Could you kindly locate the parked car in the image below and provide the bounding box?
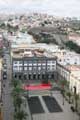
[3,72,7,80]
[3,63,7,67]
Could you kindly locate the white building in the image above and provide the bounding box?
[52,49,80,65]
[57,64,80,94]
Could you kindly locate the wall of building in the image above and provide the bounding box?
[12,57,57,83]
[70,74,80,94]
[57,63,70,82]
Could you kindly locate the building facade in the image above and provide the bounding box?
[57,64,80,94]
[12,49,57,84]
[57,63,70,82]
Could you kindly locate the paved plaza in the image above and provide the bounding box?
[27,91,79,120]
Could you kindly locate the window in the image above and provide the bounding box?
[13,66,18,71]
[47,66,53,71]
[38,67,41,71]
[29,67,32,71]
[13,61,23,66]
[19,66,23,71]
[33,74,36,79]
[42,60,46,65]
[33,63,37,66]
[42,66,46,70]
[14,74,17,78]
[29,74,31,80]
[51,74,54,78]
[42,74,45,79]
[74,62,77,64]
[24,75,27,79]
[19,75,22,79]
[47,60,55,65]
[47,67,50,71]
[33,66,37,71]
[29,63,32,66]
[24,67,27,71]
[38,74,40,79]
[59,59,61,62]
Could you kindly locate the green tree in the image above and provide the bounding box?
[12,80,21,88]
[11,80,25,112]
[65,41,80,54]
[12,86,24,99]
[60,80,68,90]
[14,110,27,120]
[11,79,27,119]
[13,96,23,112]
[61,89,65,105]
[0,23,5,29]
[60,80,68,105]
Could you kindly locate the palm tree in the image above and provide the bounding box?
[11,79,25,111]
[59,80,68,105]
[74,94,79,111]
[60,80,68,89]
[11,79,28,119]
[67,92,72,103]
[12,86,25,112]
[12,79,21,88]
[61,89,65,105]
[14,110,27,120]
[12,86,24,96]
[13,96,23,112]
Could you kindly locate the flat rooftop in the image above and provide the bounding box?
[12,48,56,59]
[65,65,80,71]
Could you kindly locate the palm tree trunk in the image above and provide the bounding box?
[75,100,78,111]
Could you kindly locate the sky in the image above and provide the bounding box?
[0,0,80,17]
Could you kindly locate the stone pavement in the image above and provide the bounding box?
[28,91,79,120]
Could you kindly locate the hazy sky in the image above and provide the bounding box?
[0,0,80,17]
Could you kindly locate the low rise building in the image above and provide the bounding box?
[55,50,80,65]
[57,64,80,94]
[66,65,80,94]
[57,63,70,82]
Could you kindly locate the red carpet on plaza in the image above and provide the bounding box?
[23,83,52,90]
